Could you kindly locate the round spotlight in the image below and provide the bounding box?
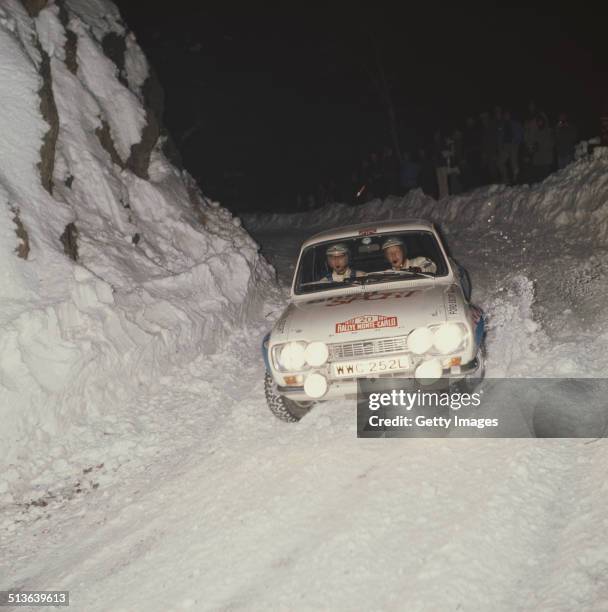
[433,323,463,354]
[415,358,442,383]
[279,342,306,371]
[408,327,434,354]
[304,373,328,398]
[304,342,329,367]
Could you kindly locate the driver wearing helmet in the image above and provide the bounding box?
[320,243,365,283]
[382,237,437,273]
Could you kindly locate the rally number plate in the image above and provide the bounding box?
[332,355,411,378]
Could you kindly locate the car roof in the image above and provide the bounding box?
[302,219,437,248]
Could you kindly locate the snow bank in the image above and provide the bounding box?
[243,155,608,242]
[0,0,274,503]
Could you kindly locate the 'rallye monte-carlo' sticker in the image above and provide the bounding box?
[335,314,398,333]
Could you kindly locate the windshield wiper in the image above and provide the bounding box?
[300,277,363,289]
[398,268,435,279]
[362,269,435,284]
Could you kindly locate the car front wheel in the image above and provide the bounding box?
[264,372,315,422]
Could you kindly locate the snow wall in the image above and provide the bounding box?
[244,153,608,241]
[0,0,274,498]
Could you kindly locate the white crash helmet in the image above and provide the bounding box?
[381,237,405,250]
[326,243,349,256]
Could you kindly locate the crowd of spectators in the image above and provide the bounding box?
[299,101,583,208]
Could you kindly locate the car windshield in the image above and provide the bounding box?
[294,230,449,294]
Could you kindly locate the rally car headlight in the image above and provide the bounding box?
[304,372,328,398]
[408,327,434,354]
[304,341,329,367]
[433,323,465,354]
[272,341,329,372]
[408,323,468,356]
[415,358,442,383]
[276,341,307,371]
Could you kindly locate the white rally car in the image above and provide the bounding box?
[262,220,485,422]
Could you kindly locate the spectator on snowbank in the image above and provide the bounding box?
[462,116,482,189]
[555,112,578,169]
[299,100,586,210]
[418,147,438,198]
[399,151,420,192]
[480,111,500,184]
[530,114,554,182]
[523,101,541,182]
[498,110,523,184]
[448,128,464,195]
[432,129,449,200]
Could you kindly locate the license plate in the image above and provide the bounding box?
[332,355,410,378]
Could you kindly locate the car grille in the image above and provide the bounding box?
[328,335,409,360]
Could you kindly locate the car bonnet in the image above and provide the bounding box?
[272,284,464,344]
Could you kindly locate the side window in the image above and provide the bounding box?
[297,248,316,285]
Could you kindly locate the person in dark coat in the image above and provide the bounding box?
[523,100,540,182]
[417,147,438,199]
[432,129,449,199]
[448,128,464,194]
[462,116,482,189]
[480,111,499,184]
[499,110,524,183]
[399,151,420,192]
[381,146,400,196]
[554,112,578,169]
[530,114,554,182]
[368,151,383,198]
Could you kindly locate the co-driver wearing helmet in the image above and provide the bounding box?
[382,237,437,273]
[320,243,365,282]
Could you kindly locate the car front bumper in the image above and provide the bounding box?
[277,354,484,402]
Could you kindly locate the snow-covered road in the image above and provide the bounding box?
[2,221,608,611]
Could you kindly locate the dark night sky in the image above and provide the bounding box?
[115,2,607,212]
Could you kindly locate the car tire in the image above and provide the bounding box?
[264,372,315,422]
